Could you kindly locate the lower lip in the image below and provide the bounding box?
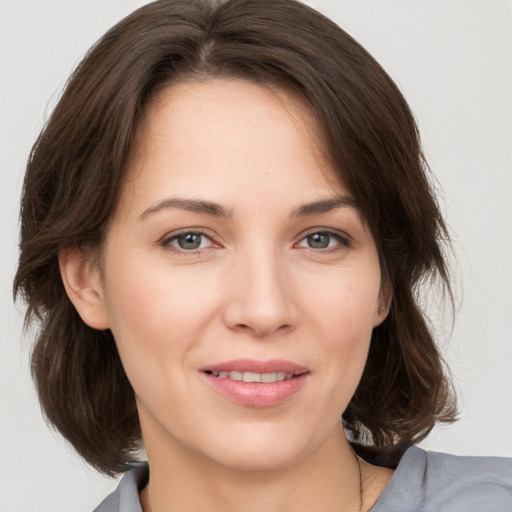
[203,373,309,407]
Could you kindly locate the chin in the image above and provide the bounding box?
[198,425,320,473]
[213,448,304,473]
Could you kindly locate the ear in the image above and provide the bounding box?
[59,247,110,330]
[373,282,393,327]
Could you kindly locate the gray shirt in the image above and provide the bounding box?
[93,446,512,511]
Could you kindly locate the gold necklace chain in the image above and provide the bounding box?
[353,450,364,512]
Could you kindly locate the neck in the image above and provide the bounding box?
[140,424,364,512]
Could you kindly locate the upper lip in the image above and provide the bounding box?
[201,359,309,375]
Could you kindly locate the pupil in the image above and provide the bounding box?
[308,233,329,249]
[178,233,201,249]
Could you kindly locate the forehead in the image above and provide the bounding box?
[120,78,348,215]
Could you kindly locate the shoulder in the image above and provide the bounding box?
[372,446,512,512]
[92,463,148,512]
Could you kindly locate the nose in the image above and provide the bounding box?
[222,249,298,338]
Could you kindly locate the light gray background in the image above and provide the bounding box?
[1,1,511,511]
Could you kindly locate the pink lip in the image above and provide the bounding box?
[200,359,310,408]
[201,359,308,374]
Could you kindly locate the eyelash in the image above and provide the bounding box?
[160,228,351,254]
[161,229,218,254]
[295,229,351,252]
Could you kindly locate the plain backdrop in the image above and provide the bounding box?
[1,1,511,511]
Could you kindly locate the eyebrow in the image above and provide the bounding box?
[139,197,233,220]
[139,195,358,221]
[290,196,359,217]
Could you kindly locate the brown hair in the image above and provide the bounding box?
[14,0,456,476]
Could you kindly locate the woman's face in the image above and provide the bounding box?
[92,79,388,471]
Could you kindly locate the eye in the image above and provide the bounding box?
[162,231,215,252]
[296,231,349,250]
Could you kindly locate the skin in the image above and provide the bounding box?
[61,79,393,511]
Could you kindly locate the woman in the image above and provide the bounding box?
[13,0,512,510]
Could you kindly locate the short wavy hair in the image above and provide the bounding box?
[14,0,456,476]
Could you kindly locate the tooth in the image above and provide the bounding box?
[212,371,219,377]
[261,372,277,383]
[243,371,261,383]
[221,370,294,383]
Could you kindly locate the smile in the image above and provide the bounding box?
[205,370,301,383]
[201,359,310,407]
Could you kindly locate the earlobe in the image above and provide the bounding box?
[59,247,110,330]
[373,286,393,327]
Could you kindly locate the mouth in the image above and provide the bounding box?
[201,359,310,407]
[204,370,305,383]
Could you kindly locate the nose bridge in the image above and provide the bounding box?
[224,243,296,337]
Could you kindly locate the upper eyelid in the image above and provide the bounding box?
[296,227,352,242]
[294,230,353,253]
[161,229,218,248]
[161,227,214,240]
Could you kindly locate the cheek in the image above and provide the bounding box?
[311,267,381,335]
[100,260,225,419]
[306,265,381,385]
[101,256,222,366]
